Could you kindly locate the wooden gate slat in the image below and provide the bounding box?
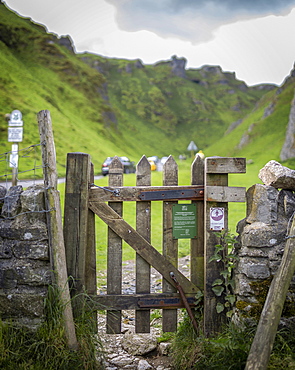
[162,155,178,332]
[85,163,97,331]
[64,152,91,318]
[107,157,123,334]
[90,293,196,310]
[136,155,151,333]
[191,156,205,288]
[89,201,199,294]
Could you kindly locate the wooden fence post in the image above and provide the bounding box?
[136,155,151,333]
[37,110,78,350]
[63,152,91,318]
[204,157,228,336]
[203,157,246,336]
[107,156,123,334]
[162,155,178,332]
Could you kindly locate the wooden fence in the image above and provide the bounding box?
[63,152,246,336]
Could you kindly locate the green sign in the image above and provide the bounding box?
[172,204,197,239]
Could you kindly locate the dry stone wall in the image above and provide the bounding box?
[0,185,51,328]
[234,160,295,316]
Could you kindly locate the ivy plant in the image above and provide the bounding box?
[209,231,239,317]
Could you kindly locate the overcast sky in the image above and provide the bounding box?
[3,0,295,86]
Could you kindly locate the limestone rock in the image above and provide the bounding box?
[1,185,23,218]
[0,185,7,210]
[138,359,153,370]
[241,222,286,248]
[170,55,187,78]
[259,160,295,189]
[246,184,279,224]
[57,35,75,53]
[234,273,255,297]
[21,185,46,222]
[237,256,270,279]
[158,342,171,356]
[122,332,158,356]
[278,189,295,219]
[21,185,45,212]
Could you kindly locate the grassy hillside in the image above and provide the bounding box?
[0,1,273,180]
[205,70,295,188]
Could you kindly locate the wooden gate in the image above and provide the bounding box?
[63,153,246,336]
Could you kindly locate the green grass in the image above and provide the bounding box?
[0,285,104,369]
[171,315,295,369]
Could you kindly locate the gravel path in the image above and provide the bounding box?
[97,255,192,369]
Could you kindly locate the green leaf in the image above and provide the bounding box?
[227,279,236,289]
[216,303,224,313]
[228,253,239,260]
[215,245,224,252]
[220,270,231,278]
[212,286,224,296]
[209,254,222,263]
[226,310,234,318]
[225,295,236,305]
[212,278,224,286]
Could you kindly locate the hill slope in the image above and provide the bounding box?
[0,1,276,178]
[205,65,295,184]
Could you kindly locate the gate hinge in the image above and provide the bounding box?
[138,188,204,201]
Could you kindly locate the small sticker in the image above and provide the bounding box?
[210,207,224,231]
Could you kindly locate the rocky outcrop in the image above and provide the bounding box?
[56,35,75,53]
[170,55,187,78]
[280,89,295,161]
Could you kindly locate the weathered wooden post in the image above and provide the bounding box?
[37,110,78,350]
[162,155,178,332]
[136,155,151,333]
[63,152,91,318]
[204,157,246,336]
[107,156,123,333]
[85,163,97,330]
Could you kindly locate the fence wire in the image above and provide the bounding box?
[0,143,47,187]
[0,142,52,220]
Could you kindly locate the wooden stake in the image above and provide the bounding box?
[37,110,78,350]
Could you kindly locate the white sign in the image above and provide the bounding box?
[8,127,23,142]
[210,207,225,231]
[9,110,23,126]
[187,141,198,151]
[9,152,18,168]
